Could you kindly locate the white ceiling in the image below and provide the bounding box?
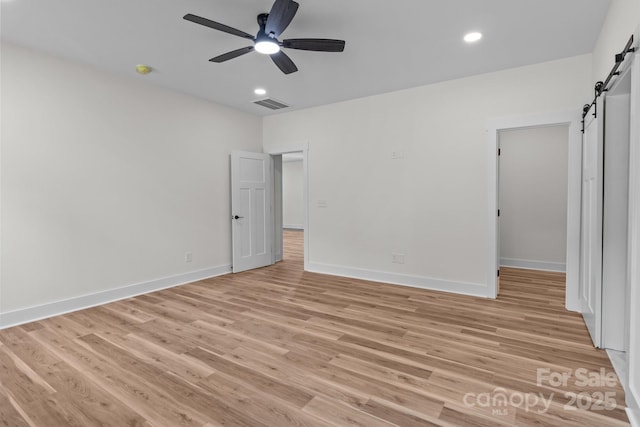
[1,0,610,116]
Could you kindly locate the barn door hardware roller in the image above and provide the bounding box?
[581,34,636,131]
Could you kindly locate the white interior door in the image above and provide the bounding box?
[231,151,273,273]
[580,100,604,347]
[602,78,631,351]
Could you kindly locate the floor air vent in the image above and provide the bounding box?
[253,98,289,110]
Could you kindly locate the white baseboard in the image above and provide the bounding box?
[500,257,566,272]
[307,262,489,298]
[628,408,640,427]
[283,224,304,230]
[628,381,640,423]
[0,264,231,330]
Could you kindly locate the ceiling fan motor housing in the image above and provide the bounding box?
[255,13,279,48]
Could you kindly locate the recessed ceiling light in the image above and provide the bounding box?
[464,32,483,43]
[254,88,267,96]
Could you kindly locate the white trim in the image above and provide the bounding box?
[265,142,309,271]
[283,224,304,230]
[630,379,640,410]
[633,382,640,412]
[0,42,3,315]
[266,141,309,154]
[282,155,303,163]
[500,258,566,272]
[628,50,640,427]
[0,264,231,329]
[272,154,283,263]
[307,262,488,298]
[609,351,639,424]
[486,110,582,310]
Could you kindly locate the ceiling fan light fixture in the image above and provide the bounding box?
[184,0,345,74]
[255,40,280,55]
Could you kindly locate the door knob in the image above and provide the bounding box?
[233,215,244,220]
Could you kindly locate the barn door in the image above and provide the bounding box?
[579,99,604,347]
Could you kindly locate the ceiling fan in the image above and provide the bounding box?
[183,0,346,75]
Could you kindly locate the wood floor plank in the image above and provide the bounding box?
[0,389,33,427]
[302,396,396,427]
[224,346,371,408]
[186,346,314,408]
[97,332,216,383]
[195,371,330,427]
[0,230,629,426]
[0,345,73,427]
[29,328,210,426]
[359,397,449,427]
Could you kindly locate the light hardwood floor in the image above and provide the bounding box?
[0,230,629,426]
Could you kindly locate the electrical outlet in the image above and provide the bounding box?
[392,253,405,264]
[391,150,405,159]
[185,252,193,263]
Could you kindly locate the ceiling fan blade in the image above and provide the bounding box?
[270,50,298,74]
[265,0,299,37]
[183,14,254,40]
[210,46,255,63]
[283,38,346,52]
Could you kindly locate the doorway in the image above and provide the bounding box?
[281,152,305,263]
[498,125,569,273]
[486,111,583,308]
[282,153,305,231]
[266,143,309,271]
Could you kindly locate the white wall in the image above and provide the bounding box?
[499,126,568,272]
[282,160,304,229]
[0,42,262,325]
[592,0,640,83]
[263,54,591,297]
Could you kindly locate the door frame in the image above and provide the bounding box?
[486,111,582,310]
[266,142,310,271]
[627,49,640,421]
